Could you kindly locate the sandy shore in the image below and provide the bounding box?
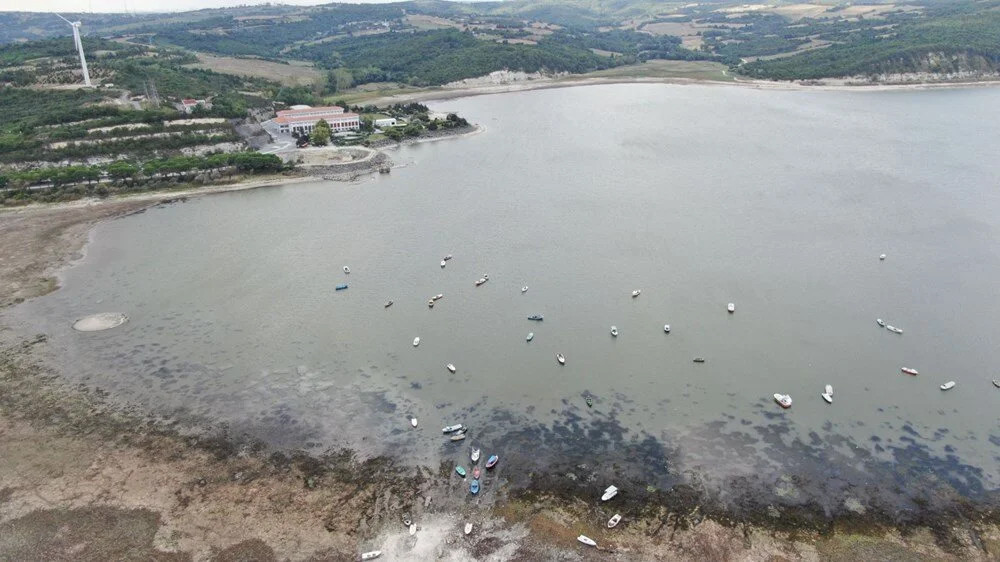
[2,88,1000,559]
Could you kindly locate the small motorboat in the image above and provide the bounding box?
[472,466,481,479]
[994,379,1000,388]
[610,326,618,337]
[470,479,480,495]
[384,300,393,308]
[521,286,528,293]
[335,284,348,291]
[876,318,885,327]
[443,254,453,261]
[728,303,735,313]
[585,396,593,407]
[631,289,641,298]
[413,337,420,346]
[433,294,443,301]
[428,300,434,308]
[409,523,416,536]
[450,433,467,442]
[486,454,499,469]
[607,514,622,528]
[440,260,446,268]
[880,254,886,260]
[901,367,918,376]
[471,448,481,463]
[886,325,903,334]
[556,353,566,365]
[361,551,382,560]
[774,394,792,408]
[442,424,464,433]
[577,535,597,547]
[447,364,456,373]
[940,381,956,390]
[664,324,670,333]
[456,466,467,477]
[482,274,489,280]
[403,515,411,526]
[475,278,487,286]
[464,523,473,535]
[528,315,544,321]
[693,357,705,363]
[825,384,833,397]
[821,393,832,404]
[410,417,417,427]
[526,332,534,342]
[601,485,618,501]
[343,266,350,274]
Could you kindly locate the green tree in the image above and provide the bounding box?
[360,115,374,132]
[0,174,7,189]
[107,161,139,187]
[310,119,331,146]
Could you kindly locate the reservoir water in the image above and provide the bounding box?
[11,83,1000,515]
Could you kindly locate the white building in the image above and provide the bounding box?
[275,105,360,135]
[374,117,397,128]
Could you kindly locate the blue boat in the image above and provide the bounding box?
[470,479,480,495]
[486,455,499,469]
[335,284,348,291]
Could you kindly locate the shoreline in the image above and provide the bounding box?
[359,74,1000,106]
[2,92,1000,559]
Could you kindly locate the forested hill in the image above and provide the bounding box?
[3,0,1000,85]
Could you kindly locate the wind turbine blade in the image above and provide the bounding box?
[54,13,74,25]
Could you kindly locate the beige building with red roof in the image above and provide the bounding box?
[274,105,360,135]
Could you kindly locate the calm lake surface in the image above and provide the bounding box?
[12,84,1000,513]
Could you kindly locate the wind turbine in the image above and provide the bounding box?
[55,13,92,87]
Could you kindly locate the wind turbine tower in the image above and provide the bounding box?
[55,14,92,87]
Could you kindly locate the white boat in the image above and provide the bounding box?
[607,514,622,528]
[556,353,566,365]
[442,424,464,433]
[450,433,466,441]
[361,551,382,560]
[434,294,443,301]
[464,523,473,535]
[428,300,434,308]
[821,393,832,404]
[601,485,618,501]
[994,379,1000,388]
[631,289,641,298]
[482,274,489,280]
[886,325,903,334]
[876,318,885,327]
[664,324,670,333]
[447,363,456,373]
[825,384,833,397]
[343,266,350,274]
[728,303,735,313]
[410,417,418,427]
[774,394,792,408]
[475,278,486,286]
[577,535,597,547]
[940,381,956,390]
[521,286,528,293]
[413,337,420,346]
[610,326,618,337]
[409,523,416,536]
[526,332,534,342]
[440,260,446,268]
[880,254,886,260]
[901,367,918,376]
[471,448,481,462]
[443,254,453,261]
